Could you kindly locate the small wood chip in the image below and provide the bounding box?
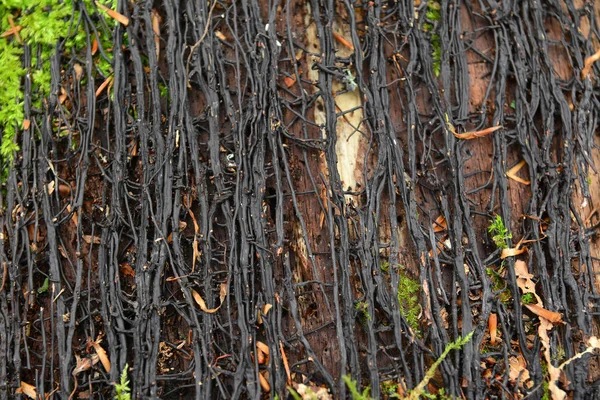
[283,75,296,88]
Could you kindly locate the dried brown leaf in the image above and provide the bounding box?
[432,215,447,233]
[500,246,526,259]
[82,235,101,244]
[16,381,37,399]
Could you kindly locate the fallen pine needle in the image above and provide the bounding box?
[95,76,113,98]
[332,31,354,51]
[7,15,22,44]
[506,159,530,185]
[280,341,291,385]
[96,2,129,26]
[453,125,502,140]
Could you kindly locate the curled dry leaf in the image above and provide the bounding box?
[191,283,227,313]
[292,383,332,400]
[508,355,531,388]
[16,381,37,399]
[500,246,526,259]
[259,371,270,392]
[256,341,270,365]
[88,336,111,372]
[514,260,543,305]
[73,354,99,377]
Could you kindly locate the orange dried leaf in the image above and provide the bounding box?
[96,2,129,26]
[332,31,354,51]
[16,381,37,399]
[453,125,502,140]
[256,341,270,365]
[120,262,135,277]
[191,283,226,313]
[91,38,98,55]
[283,76,296,88]
[432,215,447,233]
[525,304,563,324]
[259,371,270,392]
[506,159,530,185]
[581,48,600,79]
[23,119,30,130]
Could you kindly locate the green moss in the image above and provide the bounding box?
[114,363,131,400]
[355,301,371,322]
[486,265,511,304]
[397,266,421,336]
[521,293,536,305]
[423,1,442,77]
[381,380,398,397]
[488,215,512,249]
[0,0,117,180]
[342,375,371,400]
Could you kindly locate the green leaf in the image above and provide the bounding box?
[37,277,49,294]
